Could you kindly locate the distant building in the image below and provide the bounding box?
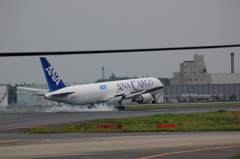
[170,53,240,85]
[170,54,211,85]
[166,53,240,101]
[0,86,8,107]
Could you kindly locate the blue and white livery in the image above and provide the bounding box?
[40,57,67,92]
[18,57,164,110]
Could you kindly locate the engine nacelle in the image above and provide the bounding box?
[132,93,153,104]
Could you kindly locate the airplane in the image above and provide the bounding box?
[18,57,164,110]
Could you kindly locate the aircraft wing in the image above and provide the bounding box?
[145,86,164,94]
[108,90,145,100]
[108,90,147,104]
[124,90,146,98]
[16,87,49,96]
[107,86,163,103]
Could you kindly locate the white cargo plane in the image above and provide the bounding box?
[18,57,164,110]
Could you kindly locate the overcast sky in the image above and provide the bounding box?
[0,0,240,85]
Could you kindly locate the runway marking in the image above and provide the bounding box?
[0,119,85,132]
[0,140,19,143]
[0,139,52,143]
[139,145,240,159]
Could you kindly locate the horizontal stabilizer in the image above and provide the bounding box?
[51,92,75,97]
[17,87,49,96]
[18,87,49,92]
[16,92,46,96]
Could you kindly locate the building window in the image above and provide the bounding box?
[184,66,186,68]
[184,72,186,74]
[194,72,196,74]
[194,66,196,68]
[195,79,198,81]
[189,79,192,81]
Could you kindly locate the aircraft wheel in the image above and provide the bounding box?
[152,101,157,104]
[88,104,95,109]
[115,106,125,111]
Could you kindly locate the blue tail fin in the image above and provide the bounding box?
[40,57,67,92]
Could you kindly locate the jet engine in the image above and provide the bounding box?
[132,93,153,104]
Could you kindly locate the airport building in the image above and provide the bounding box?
[0,86,8,108]
[170,54,211,85]
[166,53,240,101]
[170,53,240,85]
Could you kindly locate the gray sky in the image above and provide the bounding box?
[0,0,240,85]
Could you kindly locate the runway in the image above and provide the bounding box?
[1,132,240,158]
[1,106,240,158]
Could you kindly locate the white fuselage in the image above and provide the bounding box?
[44,77,163,105]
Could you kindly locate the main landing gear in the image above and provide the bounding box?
[115,99,125,110]
[115,106,125,110]
[88,104,96,109]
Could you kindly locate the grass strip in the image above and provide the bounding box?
[125,102,240,110]
[230,155,240,159]
[21,110,240,133]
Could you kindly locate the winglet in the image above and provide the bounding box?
[40,57,67,92]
